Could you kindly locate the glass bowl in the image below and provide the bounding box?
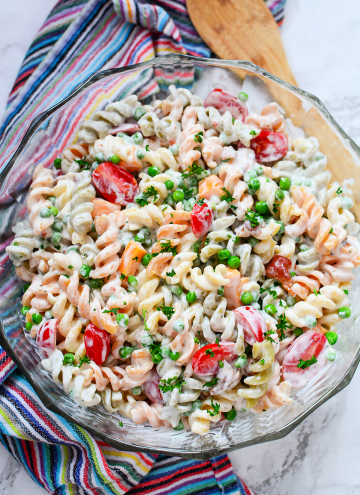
[1,54,360,460]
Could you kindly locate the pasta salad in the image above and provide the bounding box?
[7,85,359,435]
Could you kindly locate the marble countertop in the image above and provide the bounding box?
[1,0,360,494]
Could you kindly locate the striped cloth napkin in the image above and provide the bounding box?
[0,1,286,493]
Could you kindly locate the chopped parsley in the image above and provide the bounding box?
[103,307,123,315]
[260,359,265,365]
[77,355,90,368]
[159,239,177,256]
[196,198,205,206]
[194,336,200,344]
[157,305,175,320]
[290,271,296,278]
[343,290,349,295]
[244,209,263,228]
[220,187,237,210]
[273,201,279,214]
[268,289,278,299]
[120,273,125,280]
[166,269,176,277]
[74,156,91,170]
[336,187,342,195]
[194,131,204,143]
[314,289,318,296]
[215,337,220,347]
[145,145,150,152]
[297,355,317,369]
[203,377,220,389]
[132,256,139,261]
[68,265,73,269]
[276,313,294,341]
[159,375,185,393]
[205,349,215,358]
[208,397,220,417]
[142,309,150,332]
[14,242,19,246]
[249,130,257,136]
[181,163,205,179]
[329,227,333,234]
[136,186,159,206]
[119,421,123,427]
[264,329,276,343]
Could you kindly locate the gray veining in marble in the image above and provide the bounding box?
[0,0,360,493]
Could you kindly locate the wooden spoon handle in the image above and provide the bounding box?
[187,0,297,86]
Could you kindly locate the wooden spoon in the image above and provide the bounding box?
[187,0,297,86]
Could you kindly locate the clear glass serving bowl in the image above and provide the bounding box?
[1,54,360,460]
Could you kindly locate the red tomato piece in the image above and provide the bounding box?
[204,89,248,123]
[142,369,163,404]
[191,201,213,237]
[84,323,110,366]
[36,318,59,358]
[266,255,292,282]
[192,341,237,376]
[92,162,138,205]
[233,306,266,345]
[282,331,327,388]
[249,130,288,162]
[108,123,141,136]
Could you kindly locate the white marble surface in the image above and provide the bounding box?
[0,0,360,494]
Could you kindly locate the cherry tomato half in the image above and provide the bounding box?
[84,323,110,366]
[36,318,59,358]
[266,255,292,283]
[233,306,266,345]
[249,130,288,162]
[204,89,248,123]
[192,341,237,376]
[282,331,327,388]
[191,201,213,237]
[92,162,139,205]
[142,369,163,404]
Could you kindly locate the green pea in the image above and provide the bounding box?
[51,232,61,245]
[32,313,42,325]
[299,244,309,252]
[134,232,145,242]
[325,331,338,345]
[54,158,62,169]
[255,201,268,214]
[116,313,130,328]
[174,420,184,431]
[119,346,133,359]
[218,249,230,261]
[23,283,30,292]
[152,351,163,364]
[223,408,237,421]
[191,400,202,412]
[238,92,248,102]
[235,355,248,368]
[338,307,351,319]
[187,176,198,187]
[244,170,257,182]
[254,165,264,176]
[40,207,52,218]
[52,220,63,233]
[227,256,240,269]
[169,144,179,155]
[128,276,138,287]
[90,278,103,289]
[171,285,183,297]
[304,315,317,328]
[265,304,277,315]
[132,132,143,145]
[63,353,75,365]
[248,237,259,247]
[47,196,56,206]
[165,180,174,190]
[275,221,285,234]
[141,332,153,347]
[293,327,303,337]
[136,149,145,160]
[286,295,296,307]
[326,350,337,362]
[134,107,146,120]
[67,246,80,254]
[279,177,291,190]
[80,264,91,278]
[21,306,30,316]
[110,155,120,164]
[170,351,180,361]
[63,214,70,224]
[184,199,195,211]
[173,190,185,202]
[25,322,33,331]
[142,253,152,267]
[248,178,260,191]
[218,286,225,296]
[161,346,170,357]
[292,177,303,186]
[275,190,285,201]
[132,386,142,395]
[241,292,253,304]
[95,152,105,164]
[186,291,196,304]
[173,318,185,333]
[304,179,312,187]
[45,310,53,319]
[218,360,224,368]
[164,194,175,207]
[148,166,160,177]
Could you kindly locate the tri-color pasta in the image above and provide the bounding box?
[7,85,359,435]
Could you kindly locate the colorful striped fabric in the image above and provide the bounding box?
[0,0,286,492]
